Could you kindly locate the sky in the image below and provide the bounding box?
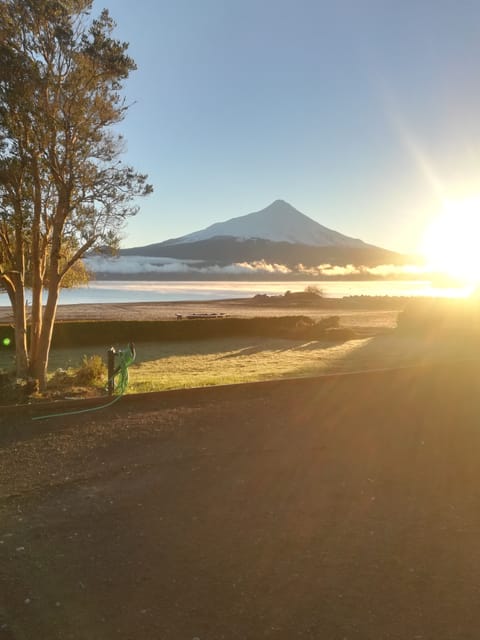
[92,0,480,254]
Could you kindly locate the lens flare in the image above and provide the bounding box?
[422,197,480,283]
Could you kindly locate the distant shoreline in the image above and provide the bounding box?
[0,295,407,331]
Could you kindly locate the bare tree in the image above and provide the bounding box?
[0,0,152,390]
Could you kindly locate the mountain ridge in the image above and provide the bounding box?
[116,200,408,272]
[161,200,371,249]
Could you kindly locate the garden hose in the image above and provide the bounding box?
[32,343,136,421]
[110,343,136,396]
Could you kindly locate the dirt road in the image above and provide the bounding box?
[1,364,480,639]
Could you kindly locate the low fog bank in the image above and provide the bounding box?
[85,255,431,281]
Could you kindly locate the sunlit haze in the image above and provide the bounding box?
[92,0,480,255]
[422,197,480,283]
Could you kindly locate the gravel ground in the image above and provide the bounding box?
[1,363,480,639]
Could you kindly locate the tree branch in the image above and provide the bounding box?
[59,235,98,278]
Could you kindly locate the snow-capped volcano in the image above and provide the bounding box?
[166,200,368,248]
[119,200,407,273]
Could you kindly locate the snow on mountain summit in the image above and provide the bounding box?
[167,200,368,248]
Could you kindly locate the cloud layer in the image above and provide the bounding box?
[85,255,428,279]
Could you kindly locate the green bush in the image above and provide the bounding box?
[49,368,72,386]
[300,316,345,340]
[316,315,340,330]
[74,354,106,386]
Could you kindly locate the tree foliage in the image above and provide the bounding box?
[0,0,152,389]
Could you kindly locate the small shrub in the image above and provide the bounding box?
[74,354,106,386]
[299,316,341,339]
[316,315,340,330]
[48,368,74,391]
[0,375,35,405]
[304,284,323,296]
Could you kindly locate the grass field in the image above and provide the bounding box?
[1,299,476,398]
[2,331,475,396]
[1,335,362,391]
[127,337,364,392]
[124,333,479,393]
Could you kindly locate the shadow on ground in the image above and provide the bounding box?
[2,363,480,638]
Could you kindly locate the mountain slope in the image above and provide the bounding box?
[119,200,407,269]
[163,200,370,248]
[121,237,405,267]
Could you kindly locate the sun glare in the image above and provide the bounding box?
[422,197,480,283]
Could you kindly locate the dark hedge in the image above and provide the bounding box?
[0,315,347,349]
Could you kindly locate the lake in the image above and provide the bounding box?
[0,279,474,307]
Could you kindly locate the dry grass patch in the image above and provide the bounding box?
[128,338,365,393]
[2,330,476,400]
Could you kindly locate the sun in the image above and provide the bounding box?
[422,197,480,283]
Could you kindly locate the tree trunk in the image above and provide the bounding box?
[13,285,29,378]
[29,283,42,370]
[2,276,28,378]
[29,156,43,368]
[29,262,43,374]
[31,281,59,392]
[9,207,29,378]
[30,201,65,390]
